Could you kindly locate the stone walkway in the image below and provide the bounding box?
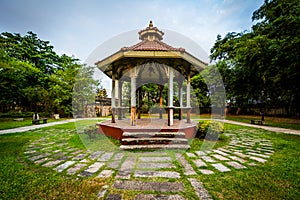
[24,128,275,199]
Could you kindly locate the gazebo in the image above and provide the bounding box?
[95,21,207,149]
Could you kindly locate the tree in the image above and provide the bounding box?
[0,31,101,117]
[72,65,100,117]
[210,0,300,116]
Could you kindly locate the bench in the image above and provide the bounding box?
[32,118,48,125]
[250,119,264,125]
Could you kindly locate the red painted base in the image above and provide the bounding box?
[97,119,196,140]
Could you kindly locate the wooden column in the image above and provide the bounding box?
[117,80,122,120]
[137,87,142,119]
[178,78,183,120]
[168,67,174,126]
[186,71,191,123]
[158,84,163,119]
[111,73,116,123]
[130,67,137,126]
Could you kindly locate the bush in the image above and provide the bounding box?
[196,120,224,140]
[0,111,34,118]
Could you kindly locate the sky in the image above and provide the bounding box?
[0,0,263,89]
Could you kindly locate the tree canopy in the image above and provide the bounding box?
[210,0,300,116]
[0,31,99,117]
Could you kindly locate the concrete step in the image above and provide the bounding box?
[122,132,186,138]
[120,131,190,150]
[121,137,188,145]
[120,144,190,150]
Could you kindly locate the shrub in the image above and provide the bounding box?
[196,120,224,140]
[0,111,34,118]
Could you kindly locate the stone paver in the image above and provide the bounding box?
[139,156,172,162]
[201,156,217,163]
[199,169,214,175]
[195,151,206,156]
[228,156,246,163]
[247,152,270,158]
[89,151,103,160]
[55,161,75,172]
[107,160,121,169]
[84,162,104,173]
[97,185,108,199]
[116,156,136,179]
[249,156,267,163]
[211,154,230,161]
[67,163,86,175]
[138,162,175,169]
[72,153,87,160]
[106,194,122,200]
[226,161,246,169]
[113,180,184,192]
[134,170,181,178]
[211,163,231,172]
[43,160,63,167]
[232,151,248,158]
[186,152,196,158]
[135,194,185,200]
[97,170,114,178]
[175,154,197,175]
[28,154,49,161]
[112,152,124,160]
[189,178,213,200]
[98,152,114,161]
[193,159,207,167]
[212,149,230,156]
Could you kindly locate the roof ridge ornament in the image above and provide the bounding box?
[149,20,153,28]
[138,21,164,41]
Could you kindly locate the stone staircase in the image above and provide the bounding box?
[120,132,190,150]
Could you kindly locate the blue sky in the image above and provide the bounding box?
[0,0,263,63]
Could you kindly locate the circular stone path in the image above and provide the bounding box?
[23,127,274,199]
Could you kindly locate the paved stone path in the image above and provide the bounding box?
[22,127,277,199]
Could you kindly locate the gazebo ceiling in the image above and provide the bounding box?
[95,21,207,80]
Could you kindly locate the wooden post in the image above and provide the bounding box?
[111,73,116,123]
[186,71,191,123]
[130,67,137,126]
[158,84,163,119]
[178,77,183,120]
[118,80,122,120]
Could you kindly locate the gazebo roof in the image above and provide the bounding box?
[120,39,185,52]
[95,21,207,80]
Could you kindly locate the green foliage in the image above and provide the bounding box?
[210,0,300,115]
[196,120,224,140]
[0,111,34,118]
[0,31,100,117]
[72,65,100,116]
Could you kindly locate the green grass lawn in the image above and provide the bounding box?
[202,124,300,199]
[0,117,68,130]
[0,121,299,199]
[225,115,300,130]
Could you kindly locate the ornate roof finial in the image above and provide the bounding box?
[149,20,153,28]
[138,21,164,41]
